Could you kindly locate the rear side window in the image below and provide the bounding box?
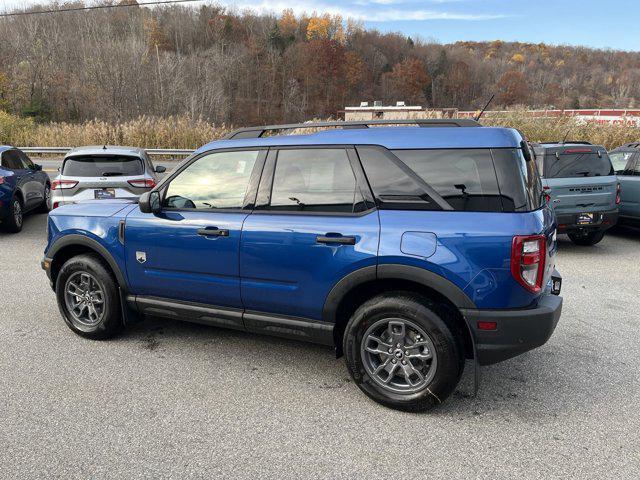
[359,147,539,212]
[543,150,613,178]
[1,150,23,170]
[62,155,144,177]
[268,148,366,213]
[492,148,543,211]
[393,149,503,212]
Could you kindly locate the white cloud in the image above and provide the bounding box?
[221,0,510,21]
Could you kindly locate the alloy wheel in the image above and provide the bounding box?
[64,272,106,326]
[13,200,22,227]
[360,318,438,394]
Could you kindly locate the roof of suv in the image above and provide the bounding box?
[611,142,640,151]
[64,145,146,158]
[196,127,524,154]
[0,145,13,153]
[534,142,606,153]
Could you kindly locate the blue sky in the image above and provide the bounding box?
[4,0,639,51]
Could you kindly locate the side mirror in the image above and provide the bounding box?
[34,164,43,171]
[155,165,167,173]
[139,190,162,214]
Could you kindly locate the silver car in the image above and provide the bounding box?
[51,146,166,209]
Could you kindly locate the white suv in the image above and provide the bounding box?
[51,146,166,209]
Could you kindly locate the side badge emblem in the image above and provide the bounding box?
[136,251,147,264]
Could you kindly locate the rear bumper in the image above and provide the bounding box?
[556,208,618,233]
[462,293,563,366]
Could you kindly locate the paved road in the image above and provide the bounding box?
[1,215,639,479]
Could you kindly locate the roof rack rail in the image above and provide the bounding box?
[561,140,592,145]
[223,118,481,140]
[622,142,640,148]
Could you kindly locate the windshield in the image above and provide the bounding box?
[543,151,613,178]
[62,155,144,177]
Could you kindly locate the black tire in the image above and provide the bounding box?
[37,183,51,213]
[2,195,24,233]
[55,254,123,339]
[343,292,463,412]
[567,230,605,246]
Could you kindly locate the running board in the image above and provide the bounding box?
[128,295,334,346]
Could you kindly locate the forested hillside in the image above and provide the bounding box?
[1,1,639,126]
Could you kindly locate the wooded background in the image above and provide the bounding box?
[1,1,639,127]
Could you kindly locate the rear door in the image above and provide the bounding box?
[542,148,617,215]
[16,149,46,209]
[125,148,265,316]
[240,147,379,325]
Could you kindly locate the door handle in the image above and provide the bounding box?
[197,227,229,237]
[316,234,356,245]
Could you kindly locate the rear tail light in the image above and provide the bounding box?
[51,179,78,190]
[616,183,621,205]
[543,185,551,203]
[511,235,546,293]
[128,179,156,188]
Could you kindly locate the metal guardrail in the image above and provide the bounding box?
[19,147,194,158]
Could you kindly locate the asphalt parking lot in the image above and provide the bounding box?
[1,214,639,479]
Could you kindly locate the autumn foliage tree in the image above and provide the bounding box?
[498,70,530,106]
[0,3,638,125]
[384,58,430,105]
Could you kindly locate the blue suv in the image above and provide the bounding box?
[42,120,563,411]
[1,145,51,232]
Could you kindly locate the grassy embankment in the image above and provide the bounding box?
[1,110,639,151]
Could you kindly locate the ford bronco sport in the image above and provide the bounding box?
[42,120,563,412]
[533,142,619,245]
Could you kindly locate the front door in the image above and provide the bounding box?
[125,149,265,311]
[240,147,380,322]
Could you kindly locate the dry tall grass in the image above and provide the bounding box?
[480,110,640,149]
[1,110,639,151]
[0,112,230,149]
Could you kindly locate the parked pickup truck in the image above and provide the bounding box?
[42,120,563,411]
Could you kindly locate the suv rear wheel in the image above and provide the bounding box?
[37,183,51,213]
[567,230,605,246]
[55,254,123,339]
[343,292,463,412]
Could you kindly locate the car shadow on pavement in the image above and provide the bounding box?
[118,313,631,418]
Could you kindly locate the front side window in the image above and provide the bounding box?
[268,149,365,213]
[163,150,258,210]
[609,152,634,174]
[17,151,35,169]
[63,155,144,177]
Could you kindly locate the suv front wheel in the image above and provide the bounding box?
[56,254,123,339]
[343,292,463,412]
